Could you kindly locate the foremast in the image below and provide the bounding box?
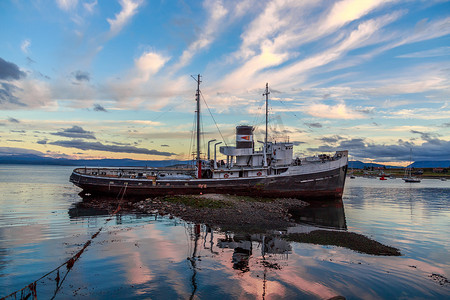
[263,83,270,167]
[194,74,202,178]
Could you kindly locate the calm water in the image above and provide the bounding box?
[0,165,449,299]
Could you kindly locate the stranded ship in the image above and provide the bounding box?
[70,75,348,200]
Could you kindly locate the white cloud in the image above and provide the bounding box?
[220,41,291,90]
[107,0,144,37]
[368,77,447,95]
[170,0,228,72]
[236,0,395,62]
[56,0,78,11]
[103,51,192,111]
[366,16,450,58]
[134,51,170,83]
[304,102,366,119]
[384,108,450,120]
[401,17,450,46]
[222,10,401,93]
[321,0,395,30]
[10,79,57,110]
[397,46,450,58]
[21,39,31,54]
[212,0,404,95]
[124,120,162,126]
[83,0,97,14]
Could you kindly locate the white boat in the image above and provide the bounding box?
[403,177,421,183]
[403,149,421,183]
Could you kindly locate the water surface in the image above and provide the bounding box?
[1,165,449,299]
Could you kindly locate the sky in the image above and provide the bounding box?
[0,0,449,166]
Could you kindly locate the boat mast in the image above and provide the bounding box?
[263,83,270,167]
[409,148,412,177]
[194,74,202,178]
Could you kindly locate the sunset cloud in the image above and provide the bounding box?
[50,139,176,156]
[52,126,96,139]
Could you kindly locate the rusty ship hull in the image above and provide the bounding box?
[70,163,347,200]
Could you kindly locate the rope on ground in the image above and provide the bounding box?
[1,186,127,300]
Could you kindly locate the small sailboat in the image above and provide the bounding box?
[403,149,421,183]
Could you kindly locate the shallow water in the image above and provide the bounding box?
[0,165,449,299]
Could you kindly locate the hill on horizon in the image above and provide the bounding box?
[410,161,450,168]
[0,154,190,167]
[349,160,450,169]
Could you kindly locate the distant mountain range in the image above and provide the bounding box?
[0,154,189,167]
[409,161,450,168]
[1,154,449,169]
[349,160,450,169]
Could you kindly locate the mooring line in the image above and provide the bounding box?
[1,187,127,300]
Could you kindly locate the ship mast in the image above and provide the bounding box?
[193,74,202,178]
[263,83,270,167]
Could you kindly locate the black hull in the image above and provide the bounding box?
[70,166,347,201]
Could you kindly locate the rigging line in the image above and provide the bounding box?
[251,95,263,126]
[275,97,305,123]
[201,113,206,159]
[199,90,229,147]
[148,104,176,123]
[274,96,320,133]
[200,118,209,160]
[187,113,197,164]
[149,89,200,124]
[252,99,266,129]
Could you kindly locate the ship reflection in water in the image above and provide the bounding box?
[217,233,291,273]
[179,198,355,299]
[288,200,347,230]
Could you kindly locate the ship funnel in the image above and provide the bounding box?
[236,125,254,149]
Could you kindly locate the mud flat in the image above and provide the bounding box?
[78,194,308,233]
[76,194,401,256]
[285,230,401,256]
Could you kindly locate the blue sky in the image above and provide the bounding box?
[1,0,449,165]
